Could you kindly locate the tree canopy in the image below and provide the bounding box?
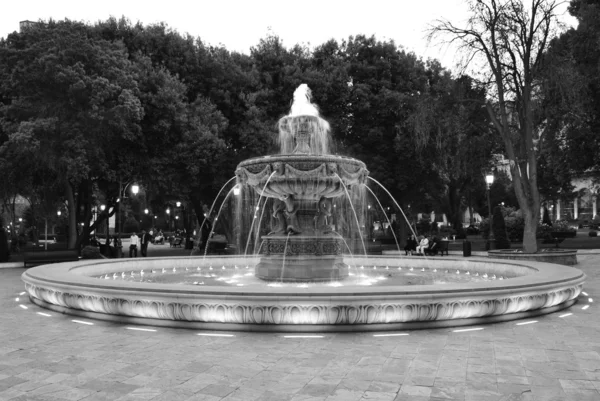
[0,17,502,249]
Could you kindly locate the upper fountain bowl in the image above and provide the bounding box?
[236,154,368,200]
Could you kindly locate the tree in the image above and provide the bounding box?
[430,0,565,252]
[410,67,499,229]
[542,0,600,183]
[331,36,438,243]
[0,20,144,249]
[94,19,254,228]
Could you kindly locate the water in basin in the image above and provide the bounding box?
[97,264,505,288]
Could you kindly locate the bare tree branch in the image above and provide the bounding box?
[428,0,564,252]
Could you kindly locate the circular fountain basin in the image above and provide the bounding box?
[21,256,585,332]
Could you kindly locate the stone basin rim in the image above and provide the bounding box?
[21,256,585,330]
[21,256,585,297]
[488,249,577,254]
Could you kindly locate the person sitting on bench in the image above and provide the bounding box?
[425,236,440,255]
[404,234,417,255]
[415,235,429,255]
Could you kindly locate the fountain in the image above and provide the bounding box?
[21,84,586,332]
[235,84,368,281]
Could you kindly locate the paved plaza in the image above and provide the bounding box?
[0,254,599,401]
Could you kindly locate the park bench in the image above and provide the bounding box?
[23,249,80,268]
[170,237,183,248]
[424,240,449,256]
[438,240,449,256]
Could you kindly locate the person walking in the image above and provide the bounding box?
[129,232,140,257]
[140,229,151,257]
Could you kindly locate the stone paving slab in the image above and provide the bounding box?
[1,255,599,400]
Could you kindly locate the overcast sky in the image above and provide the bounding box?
[0,0,577,71]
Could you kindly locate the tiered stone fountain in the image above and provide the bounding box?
[236,85,368,281]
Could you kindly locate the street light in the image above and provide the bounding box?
[486,173,495,250]
[97,204,107,243]
[116,181,139,249]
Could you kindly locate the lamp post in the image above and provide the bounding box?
[486,173,495,250]
[175,202,181,232]
[116,181,138,256]
[99,204,107,243]
[144,208,154,231]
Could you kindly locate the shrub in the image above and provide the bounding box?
[81,245,101,259]
[492,205,511,249]
[537,220,577,241]
[439,225,456,236]
[505,215,524,242]
[502,206,518,218]
[553,220,577,232]
[416,218,432,235]
[589,231,598,237]
[430,222,439,233]
[455,226,467,239]
[537,223,554,239]
[566,219,580,230]
[466,225,480,235]
[480,218,490,239]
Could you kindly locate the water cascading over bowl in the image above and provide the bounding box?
[236,102,369,281]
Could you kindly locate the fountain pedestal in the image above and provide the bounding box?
[255,235,347,281]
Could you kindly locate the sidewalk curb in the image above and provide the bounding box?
[0,262,24,269]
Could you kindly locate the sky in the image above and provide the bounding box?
[0,0,577,71]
